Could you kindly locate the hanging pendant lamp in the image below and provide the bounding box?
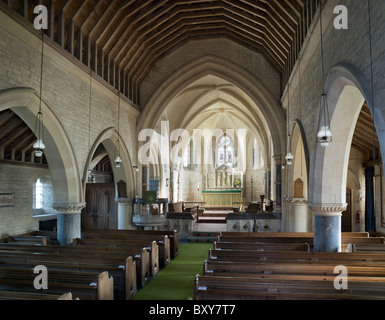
[285,81,293,166]
[316,0,332,148]
[33,32,46,158]
[317,92,332,147]
[115,92,123,168]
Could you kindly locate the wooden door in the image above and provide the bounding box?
[82,183,117,230]
[341,188,352,232]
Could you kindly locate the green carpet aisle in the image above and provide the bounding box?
[133,242,212,300]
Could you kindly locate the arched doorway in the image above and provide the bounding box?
[82,128,136,230]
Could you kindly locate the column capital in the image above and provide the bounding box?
[309,203,347,217]
[291,198,308,206]
[53,202,86,214]
[116,197,130,204]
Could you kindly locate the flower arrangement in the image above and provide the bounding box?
[233,179,241,188]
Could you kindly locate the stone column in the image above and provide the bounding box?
[310,203,347,252]
[273,156,282,211]
[142,164,149,197]
[117,198,134,230]
[289,199,308,232]
[53,202,86,246]
[264,169,271,203]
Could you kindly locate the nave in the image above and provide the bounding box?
[2,0,385,303]
[1,229,385,301]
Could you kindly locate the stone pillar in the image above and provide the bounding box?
[273,156,282,211]
[54,202,86,246]
[289,199,308,232]
[117,198,134,230]
[310,203,347,252]
[264,170,271,202]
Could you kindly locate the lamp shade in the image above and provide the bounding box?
[114,156,122,168]
[285,152,294,165]
[317,125,332,147]
[33,139,46,157]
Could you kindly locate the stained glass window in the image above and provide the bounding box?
[217,135,233,166]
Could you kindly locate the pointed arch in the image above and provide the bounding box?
[138,55,285,159]
[0,87,82,205]
[82,127,135,199]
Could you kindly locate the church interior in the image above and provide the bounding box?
[1,0,385,302]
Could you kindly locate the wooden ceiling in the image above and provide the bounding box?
[352,102,381,164]
[3,0,317,106]
[0,109,48,166]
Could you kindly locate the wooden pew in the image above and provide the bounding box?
[7,235,49,245]
[198,232,385,300]
[0,291,77,300]
[74,237,159,279]
[82,229,179,259]
[0,243,145,291]
[220,232,370,238]
[21,231,58,244]
[350,243,385,253]
[194,274,385,300]
[218,235,384,245]
[213,241,311,252]
[0,243,142,297]
[0,266,113,300]
[0,250,136,300]
[203,260,385,278]
[208,249,385,264]
[80,232,171,268]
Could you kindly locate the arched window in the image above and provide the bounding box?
[217,135,234,167]
[253,138,259,169]
[34,178,44,210]
[33,175,54,215]
[183,141,190,168]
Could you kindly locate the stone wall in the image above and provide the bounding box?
[0,163,49,237]
[0,9,139,236]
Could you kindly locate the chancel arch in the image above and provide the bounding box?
[137,57,285,214]
[138,56,285,158]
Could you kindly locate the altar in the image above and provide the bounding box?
[202,189,242,207]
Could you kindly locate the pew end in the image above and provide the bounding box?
[125,256,137,300]
[97,271,114,300]
[58,293,79,300]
